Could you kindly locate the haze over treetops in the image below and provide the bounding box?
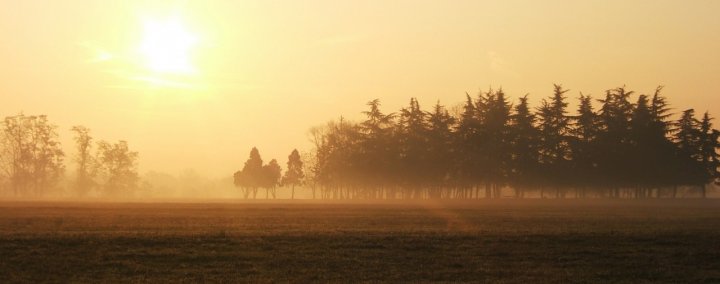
[1,0,718,176]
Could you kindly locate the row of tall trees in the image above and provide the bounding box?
[0,113,139,197]
[305,85,720,199]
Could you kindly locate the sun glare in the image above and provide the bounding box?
[139,18,197,74]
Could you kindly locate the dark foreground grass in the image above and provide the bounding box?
[0,200,719,283]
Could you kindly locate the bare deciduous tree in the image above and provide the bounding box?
[0,114,64,196]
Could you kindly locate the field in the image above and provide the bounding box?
[0,200,719,283]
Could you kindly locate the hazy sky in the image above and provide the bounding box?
[1,0,719,177]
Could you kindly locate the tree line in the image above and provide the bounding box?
[0,114,139,197]
[298,85,719,200]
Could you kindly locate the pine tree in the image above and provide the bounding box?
[455,93,480,192]
[427,101,455,198]
[698,112,720,197]
[509,95,540,198]
[597,87,635,196]
[360,99,396,195]
[537,84,571,197]
[674,109,703,196]
[569,93,599,197]
[398,98,429,194]
[629,95,654,197]
[484,88,512,198]
[647,87,676,194]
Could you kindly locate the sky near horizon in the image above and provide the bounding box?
[1,0,719,177]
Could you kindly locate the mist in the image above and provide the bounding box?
[2,1,720,282]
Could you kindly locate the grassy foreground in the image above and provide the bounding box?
[0,200,719,283]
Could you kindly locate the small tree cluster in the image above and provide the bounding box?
[233,147,282,199]
[0,115,140,197]
[0,114,64,196]
[70,126,140,197]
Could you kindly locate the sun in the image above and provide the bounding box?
[138,18,198,74]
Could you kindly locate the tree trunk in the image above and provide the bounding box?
[292,184,295,200]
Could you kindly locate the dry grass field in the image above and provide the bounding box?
[0,200,719,283]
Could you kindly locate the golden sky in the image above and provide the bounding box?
[1,0,719,177]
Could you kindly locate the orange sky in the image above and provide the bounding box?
[1,0,719,177]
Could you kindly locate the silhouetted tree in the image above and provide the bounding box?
[71,126,95,196]
[629,94,659,197]
[96,140,139,196]
[698,112,720,197]
[359,99,396,198]
[234,147,264,199]
[671,109,705,197]
[537,85,571,197]
[398,97,429,198]
[483,88,512,198]
[282,149,304,199]
[510,95,540,198]
[321,118,361,199]
[262,159,282,199]
[426,101,455,198]
[596,87,635,197]
[0,114,64,196]
[568,93,599,197]
[455,93,481,196]
[645,87,677,196]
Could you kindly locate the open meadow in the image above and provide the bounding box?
[0,200,719,283]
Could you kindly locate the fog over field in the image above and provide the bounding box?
[1,1,719,178]
[1,1,720,282]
